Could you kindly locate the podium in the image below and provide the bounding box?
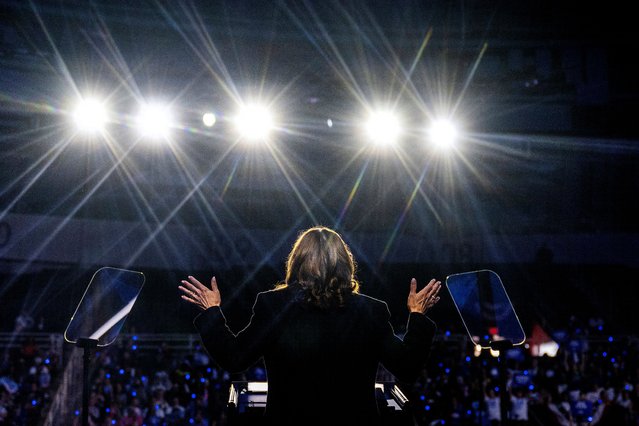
[226,381,414,425]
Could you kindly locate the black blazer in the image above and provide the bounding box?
[194,285,436,426]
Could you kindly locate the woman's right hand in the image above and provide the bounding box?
[407,278,441,314]
[179,276,222,311]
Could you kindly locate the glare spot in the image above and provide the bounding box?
[364,111,401,146]
[428,119,458,150]
[73,98,108,133]
[136,102,173,140]
[202,112,217,127]
[234,104,274,142]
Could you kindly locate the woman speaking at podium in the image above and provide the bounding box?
[179,226,441,426]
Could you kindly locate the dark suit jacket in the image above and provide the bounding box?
[194,285,436,426]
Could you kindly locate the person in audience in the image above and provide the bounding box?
[510,388,530,424]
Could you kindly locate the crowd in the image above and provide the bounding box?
[408,316,638,426]
[0,314,637,426]
[0,336,60,425]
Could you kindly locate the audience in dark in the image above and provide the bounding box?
[0,314,636,425]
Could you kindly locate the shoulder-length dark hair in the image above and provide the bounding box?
[280,226,360,308]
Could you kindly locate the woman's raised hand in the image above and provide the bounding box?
[407,278,441,314]
[179,276,221,311]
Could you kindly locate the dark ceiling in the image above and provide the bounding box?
[1,0,638,239]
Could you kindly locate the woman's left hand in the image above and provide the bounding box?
[179,276,221,311]
[407,278,441,314]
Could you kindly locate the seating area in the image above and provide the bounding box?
[1,313,637,425]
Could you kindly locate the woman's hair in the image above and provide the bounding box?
[281,226,360,308]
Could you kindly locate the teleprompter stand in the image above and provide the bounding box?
[76,338,98,426]
[446,269,526,426]
[64,267,145,426]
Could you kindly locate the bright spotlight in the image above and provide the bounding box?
[234,104,274,142]
[364,111,401,146]
[136,103,173,139]
[72,98,107,133]
[428,119,458,149]
[202,112,216,127]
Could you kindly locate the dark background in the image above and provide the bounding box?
[1,0,638,338]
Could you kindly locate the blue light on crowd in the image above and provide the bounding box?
[200,378,206,383]
[465,356,471,362]
[191,393,196,399]
[588,417,593,422]
[598,325,603,331]
[602,352,608,357]
[189,419,194,424]
[31,400,37,406]
[119,369,125,375]
[106,373,111,379]
[608,336,614,342]
[495,387,500,392]
[467,410,472,415]
[132,345,138,351]
[44,358,50,365]
[133,335,138,341]
[185,374,191,380]
[523,370,529,375]
[445,368,450,374]
[420,395,425,401]
[425,405,431,411]
[75,410,80,416]
[529,385,535,391]
[112,420,116,425]
[611,358,616,363]
[106,408,110,413]
[206,368,212,373]
[445,330,451,336]
[132,391,137,397]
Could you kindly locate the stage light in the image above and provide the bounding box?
[364,110,401,146]
[136,103,173,139]
[428,119,458,149]
[202,112,216,127]
[72,98,107,133]
[327,118,333,128]
[233,104,274,142]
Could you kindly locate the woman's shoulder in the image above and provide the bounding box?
[255,285,289,299]
[253,285,297,306]
[350,292,390,311]
[255,287,390,315]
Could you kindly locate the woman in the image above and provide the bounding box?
[179,226,441,425]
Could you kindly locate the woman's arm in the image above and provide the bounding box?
[378,278,441,382]
[179,275,270,373]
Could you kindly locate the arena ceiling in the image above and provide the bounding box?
[1,0,637,241]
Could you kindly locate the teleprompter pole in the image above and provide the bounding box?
[76,338,98,426]
[490,339,514,425]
